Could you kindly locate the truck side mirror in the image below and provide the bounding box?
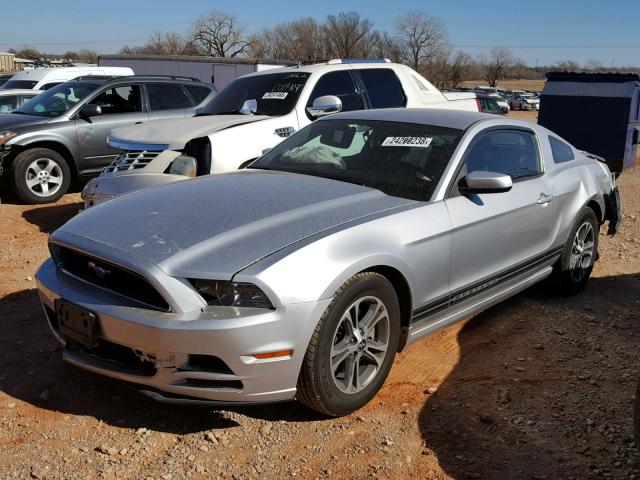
[307,95,342,118]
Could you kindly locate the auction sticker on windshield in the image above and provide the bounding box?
[262,92,288,100]
[382,137,433,148]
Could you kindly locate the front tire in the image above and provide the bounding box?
[549,207,599,295]
[10,148,71,204]
[297,272,401,416]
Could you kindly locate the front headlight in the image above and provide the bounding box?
[0,131,16,145]
[167,155,197,177]
[191,279,274,309]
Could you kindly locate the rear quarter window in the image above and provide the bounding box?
[185,85,212,104]
[357,69,406,108]
[549,136,575,163]
[147,83,194,110]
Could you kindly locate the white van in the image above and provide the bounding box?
[0,67,134,91]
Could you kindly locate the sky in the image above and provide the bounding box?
[2,0,639,67]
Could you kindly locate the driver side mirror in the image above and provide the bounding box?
[80,104,102,118]
[458,170,513,194]
[307,95,342,118]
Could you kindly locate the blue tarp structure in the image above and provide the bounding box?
[539,72,640,173]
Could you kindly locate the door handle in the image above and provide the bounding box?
[537,193,554,205]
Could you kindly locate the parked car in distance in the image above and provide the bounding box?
[37,108,620,416]
[509,91,540,110]
[475,94,505,115]
[0,66,134,91]
[82,58,480,208]
[0,75,216,203]
[0,89,40,113]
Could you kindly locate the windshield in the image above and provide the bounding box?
[1,80,37,90]
[198,72,310,117]
[15,82,98,117]
[251,119,463,201]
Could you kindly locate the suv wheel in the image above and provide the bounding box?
[11,148,71,204]
[297,272,400,416]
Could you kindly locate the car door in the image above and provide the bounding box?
[353,68,407,109]
[444,127,558,296]
[303,71,363,128]
[75,83,148,173]
[145,82,194,121]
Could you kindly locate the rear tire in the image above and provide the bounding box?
[10,148,71,204]
[549,207,599,295]
[297,272,401,416]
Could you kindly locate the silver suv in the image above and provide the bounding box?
[0,75,216,203]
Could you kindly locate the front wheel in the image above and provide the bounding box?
[10,148,71,204]
[549,207,599,295]
[297,272,401,416]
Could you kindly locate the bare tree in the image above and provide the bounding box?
[483,47,516,87]
[447,51,473,88]
[322,11,374,58]
[251,18,326,61]
[367,31,404,63]
[77,48,98,63]
[553,59,580,72]
[395,11,448,70]
[584,58,604,71]
[191,11,253,57]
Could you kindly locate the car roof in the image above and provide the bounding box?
[322,108,496,131]
[8,67,133,82]
[240,60,407,78]
[0,89,40,96]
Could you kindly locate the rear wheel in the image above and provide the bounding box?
[297,272,400,416]
[549,207,599,295]
[10,148,71,204]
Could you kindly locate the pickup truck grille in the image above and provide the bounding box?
[103,150,160,173]
[56,246,170,311]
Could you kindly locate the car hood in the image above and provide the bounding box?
[109,114,270,150]
[53,171,415,279]
[0,112,49,130]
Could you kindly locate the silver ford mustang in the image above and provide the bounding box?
[36,109,621,416]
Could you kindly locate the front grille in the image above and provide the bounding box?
[103,150,161,173]
[56,246,170,311]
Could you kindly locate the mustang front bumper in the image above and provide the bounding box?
[36,258,330,405]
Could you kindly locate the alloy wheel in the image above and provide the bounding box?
[330,296,390,394]
[25,158,64,198]
[569,221,595,282]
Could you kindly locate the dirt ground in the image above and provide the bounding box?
[0,110,638,480]
[461,80,546,92]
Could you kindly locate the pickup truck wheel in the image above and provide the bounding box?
[549,207,599,295]
[10,148,71,204]
[297,272,400,416]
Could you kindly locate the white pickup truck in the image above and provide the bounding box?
[83,59,479,207]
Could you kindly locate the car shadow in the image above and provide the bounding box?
[21,202,82,234]
[0,288,324,435]
[420,273,640,479]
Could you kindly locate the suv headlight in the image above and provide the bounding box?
[191,279,274,309]
[0,131,16,145]
[167,155,197,177]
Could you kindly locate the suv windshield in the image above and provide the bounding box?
[15,82,98,117]
[198,72,310,117]
[251,119,463,201]
[1,80,38,90]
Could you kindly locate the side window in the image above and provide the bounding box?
[41,82,61,91]
[357,69,406,108]
[185,85,212,104]
[549,136,575,163]
[147,83,194,110]
[0,95,17,113]
[307,71,362,117]
[90,85,142,114]
[464,129,541,181]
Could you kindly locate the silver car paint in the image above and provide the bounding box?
[36,109,616,404]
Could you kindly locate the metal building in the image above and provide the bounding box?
[98,54,291,91]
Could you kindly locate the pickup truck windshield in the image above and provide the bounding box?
[15,82,98,117]
[251,119,463,201]
[198,72,310,117]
